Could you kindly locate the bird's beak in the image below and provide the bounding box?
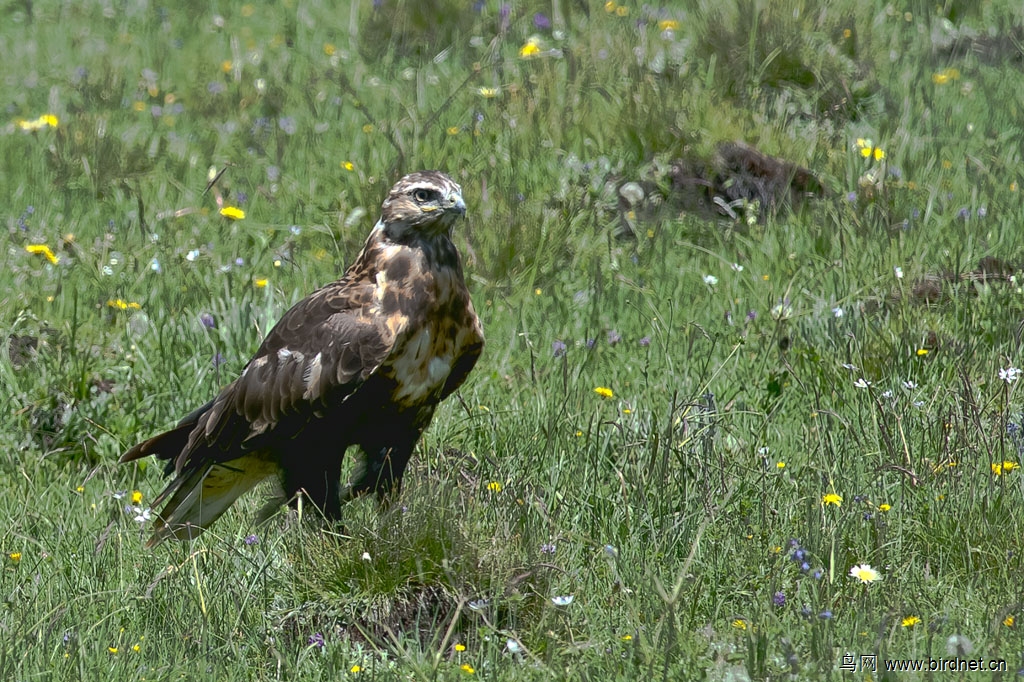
[448,192,467,216]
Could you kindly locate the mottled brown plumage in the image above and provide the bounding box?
[121,171,483,546]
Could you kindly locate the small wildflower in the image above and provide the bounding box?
[1004,615,1015,627]
[607,330,621,345]
[903,380,917,390]
[819,610,833,620]
[342,161,355,171]
[658,19,680,31]
[244,534,259,545]
[477,87,499,98]
[832,306,844,318]
[323,43,336,56]
[916,348,928,356]
[620,634,633,641]
[200,312,216,329]
[822,493,843,507]
[25,244,59,265]
[132,644,141,652]
[853,378,871,389]
[594,386,613,398]
[999,367,1022,384]
[731,619,747,630]
[454,643,466,652]
[901,615,921,627]
[350,664,362,673]
[540,543,556,555]
[776,461,786,469]
[487,481,502,492]
[551,340,567,357]
[254,277,268,288]
[361,552,371,561]
[552,595,574,606]
[878,503,891,512]
[772,591,786,607]
[849,563,881,584]
[519,39,541,58]
[107,299,142,311]
[108,647,118,654]
[460,664,475,674]
[638,336,651,347]
[446,126,460,136]
[894,266,904,279]
[17,114,59,131]
[8,552,21,563]
[308,633,325,649]
[702,274,718,286]
[132,506,152,523]
[219,206,245,220]
[131,490,143,505]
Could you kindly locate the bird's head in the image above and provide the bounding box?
[378,170,466,241]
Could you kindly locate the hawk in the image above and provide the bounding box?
[121,171,483,546]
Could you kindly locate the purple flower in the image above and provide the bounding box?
[212,352,226,368]
[534,12,551,29]
[818,610,833,620]
[244,534,258,545]
[150,105,163,117]
[552,340,567,358]
[607,330,621,346]
[207,81,225,94]
[540,543,556,555]
[638,336,651,347]
[278,117,297,135]
[957,207,970,220]
[200,312,216,329]
[308,632,325,649]
[846,191,857,203]
[746,310,757,322]
[235,257,245,267]
[772,591,786,607]
[235,191,248,205]
[585,338,596,350]
[266,165,280,182]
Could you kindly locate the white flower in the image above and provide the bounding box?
[849,563,881,584]
[902,381,917,390]
[894,266,904,279]
[730,263,743,272]
[551,595,574,606]
[149,257,161,273]
[840,363,859,371]
[757,446,770,456]
[881,390,894,399]
[361,552,371,561]
[999,367,1022,384]
[505,639,522,654]
[132,506,152,523]
[853,378,871,389]
[702,274,718,286]
[831,306,844,318]
[185,249,200,262]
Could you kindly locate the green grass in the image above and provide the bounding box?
[3,0,1024,679]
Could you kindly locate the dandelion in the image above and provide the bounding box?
[487,481,502,492]
[107,299,141,311]
[594,386,613,398]
[878,503,891,512]
[460,664,475,674]
[658,19,680,31]
[999,367,1022,384]
[25,244,59,265]
[916,348,928,356]
[350,665,362,673]
[131,490,143,505]
[551,595,574,606]
[901,615,921,627]
[454,643,466,652]
[17,114,59,131]
[731,619,747,630]
[341,161,355,171]
[254,277,268,288]
[604,1,617,12]
[108,647,118,654]
[220,206,245,220]
[776,461,786,469]
[516,39,540,58]
[849,563,881,584]
[822,493,842,507]
[132,644,141,652]
[992,461,1019,476]
[1004,615,1015,627]
[8,552,21,563]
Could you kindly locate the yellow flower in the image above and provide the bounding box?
[132,644,141,652]
[8,552,21,563]
[932,73,949,85]
[822,493,842,507]
[131,490,143,505]
[842,28,852,39]
[519,40,541,58]
[1003,461,1019,473]
[993,462,1004,476]
[594,386,614,399]
[108,647,118,654]
[901,615,921,627]
[454,643,466,652]
[254,277,268,288]
[17,114,59,131]
[486,481,502,492]
[221,60,233,73]
[219,206,245,220]
[575,430,583,437]
[849,563,881,584]
[916,348,928,356]
[323,43,336,56]
[534,288,542,295]
[731,619,747,630]
[1004,615,1015,627]
[460,664,475,674]
[25,244,59,265]
[362,124,374,134]
[342,161,355,171]
[350,665,362,673]
[776,461,786,469]
[107,299,141,311]
[873,148,885,161]
[658,19,680,31]
[447,126,460,136]
[477,87,499,98]
[621,634,632,641]
[878,503,891,512]
[616,5,628,16]
[604,1,617,12]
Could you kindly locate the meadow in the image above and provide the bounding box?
[3,0,1024,679]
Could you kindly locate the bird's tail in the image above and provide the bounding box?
[145,454,276,547]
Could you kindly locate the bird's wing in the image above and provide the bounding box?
[122,276,405,474]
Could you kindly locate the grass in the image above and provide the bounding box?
[3,0,1024,678]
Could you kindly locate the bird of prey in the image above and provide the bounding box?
[121,170,483,546]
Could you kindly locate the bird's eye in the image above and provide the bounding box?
[413,188,432,202]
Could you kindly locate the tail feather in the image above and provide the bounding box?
[120,401,213,472]
[145,454,276,547]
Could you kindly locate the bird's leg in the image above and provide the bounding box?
[342,433,420,504]
[282,452,343,520]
